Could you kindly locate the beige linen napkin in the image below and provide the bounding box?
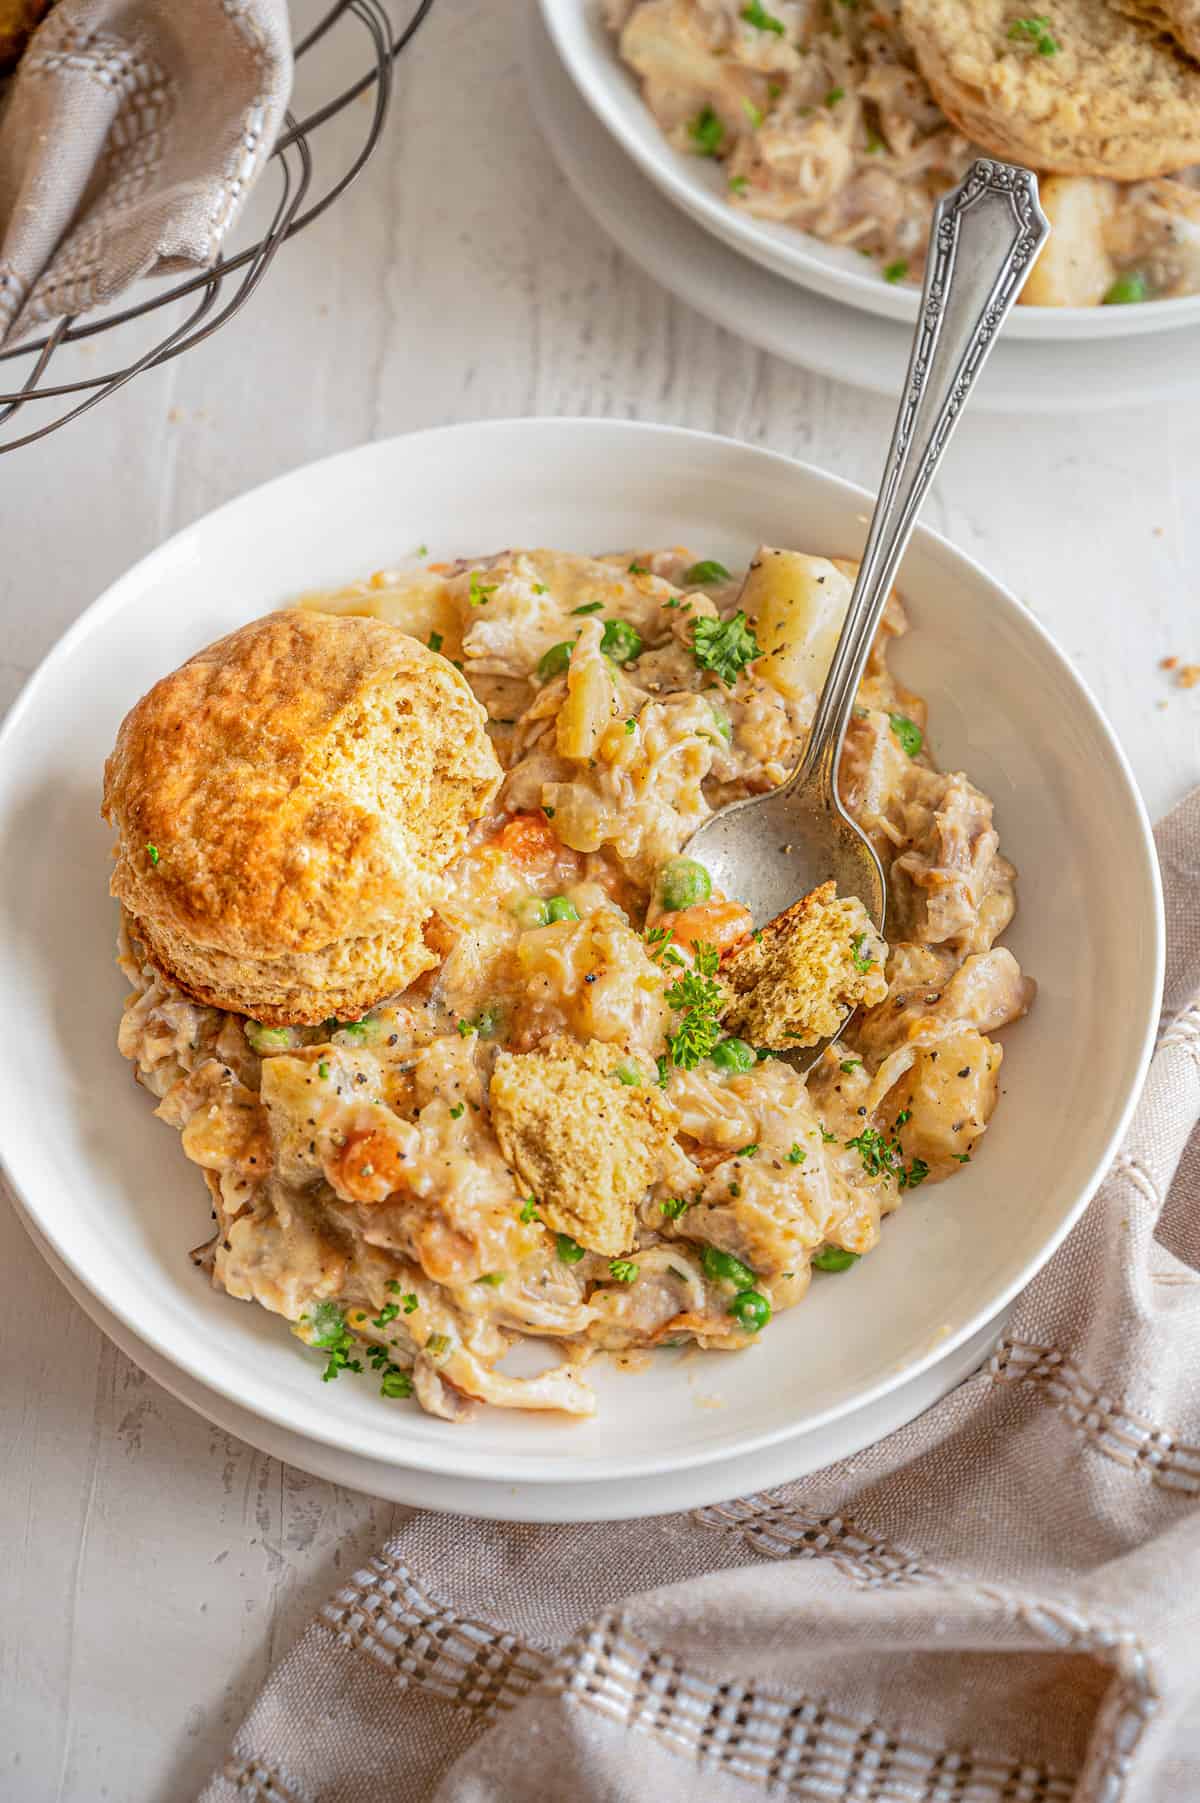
[201,791,1200,1803]
[0,0,291,345]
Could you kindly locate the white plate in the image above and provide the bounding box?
[541,0,1200,343]
[13,1199,1010,1520]
[0,418,1163,1507]
[529,8,1200,410]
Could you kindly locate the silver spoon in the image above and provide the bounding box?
[684,159,1049,1063]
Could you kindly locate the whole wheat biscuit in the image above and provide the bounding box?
[901,0,1200,179]
[103,609,501,1025]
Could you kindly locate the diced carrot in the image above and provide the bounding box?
[495,810,561,871]
[659,900,753,954]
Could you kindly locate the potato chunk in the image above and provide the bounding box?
[1020,177,1117,309]
[739,550,855,701]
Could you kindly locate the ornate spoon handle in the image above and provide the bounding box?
[795,160,1050,799]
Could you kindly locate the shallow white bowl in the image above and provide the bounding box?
[540,0,1200,343]
[0,419,1162,1509]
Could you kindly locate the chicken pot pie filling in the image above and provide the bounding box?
[607,0,1200,306]
[117,545,1034,1422]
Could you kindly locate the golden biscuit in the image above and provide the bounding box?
[103,609,501,1024]
[720,881,889,1051]
[901,0,1200,179]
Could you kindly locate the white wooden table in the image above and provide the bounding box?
[1,2,1197,1797]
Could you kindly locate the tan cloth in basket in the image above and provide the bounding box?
[0,0,291,345]
[198,789,1200,1803]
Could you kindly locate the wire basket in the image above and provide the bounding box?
[0,0,436,455]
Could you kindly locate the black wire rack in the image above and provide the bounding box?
[0,0,436,455]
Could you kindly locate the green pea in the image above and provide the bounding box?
[245,1023,294,1054]
[728,1288,771,1332]
[512,895,551,929]
[701,1245,757,1288]
[545,895,579,923]
[556,1233,585,1264]
[812,1246,859,1273]
[710,1037,756,1074]
[1103,272,1147,306]
[683,559,731,586]
[537,640,575,681]
[600,619,643,664]
[658,856,712,911]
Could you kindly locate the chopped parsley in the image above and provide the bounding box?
[609,1259,639,1283]
[519,1195,539,1223]
[415,543,429,558]
[825,86,845,106]
[628,560,649,575]
[889,712,923,756]
[449,1102,465,1119]
[741,0,785,30]
[475,1271,505,1287]
[737,1143,759,1158]
[402,1293,419,1314]
[845,1124,929,1190]
[556,1233,585,1265]
[850,932,875,974]
[691,610,761,685]
[570,600,603,615]
[688,106,724,155]
[742,98,764,128]
[729,175,749,194]
[318,1059,330,1080]
[146,842,160,866]
[683,559,731,586]
[820,1126,838,1143]
[840,1058,862,1074]
[786,1143,806,1164]
[656,1054,671,1087]
[883,260,908,284]
[468,572,496,606]
[865,129,885,154]
[664,943,725,1071]
[1007,14,1059,53]
[953,1152,971,1164]
[427,630,444,653]
[532,582,548,594]
[660,1195,691,1220]
[305,1303,363,1382]
[625,717,637,734]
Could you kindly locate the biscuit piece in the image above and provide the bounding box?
[720,882,889,1050]
[489,1039,675,1256]
[103,610,501,1025]
[0,0,49,71]
[900,0,1200,179]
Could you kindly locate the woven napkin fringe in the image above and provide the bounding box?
[0,0,292,346]
[200,791,1200,1803]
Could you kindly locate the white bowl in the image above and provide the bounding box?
[0,419,1163,1512]
[540,0,1200,343]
